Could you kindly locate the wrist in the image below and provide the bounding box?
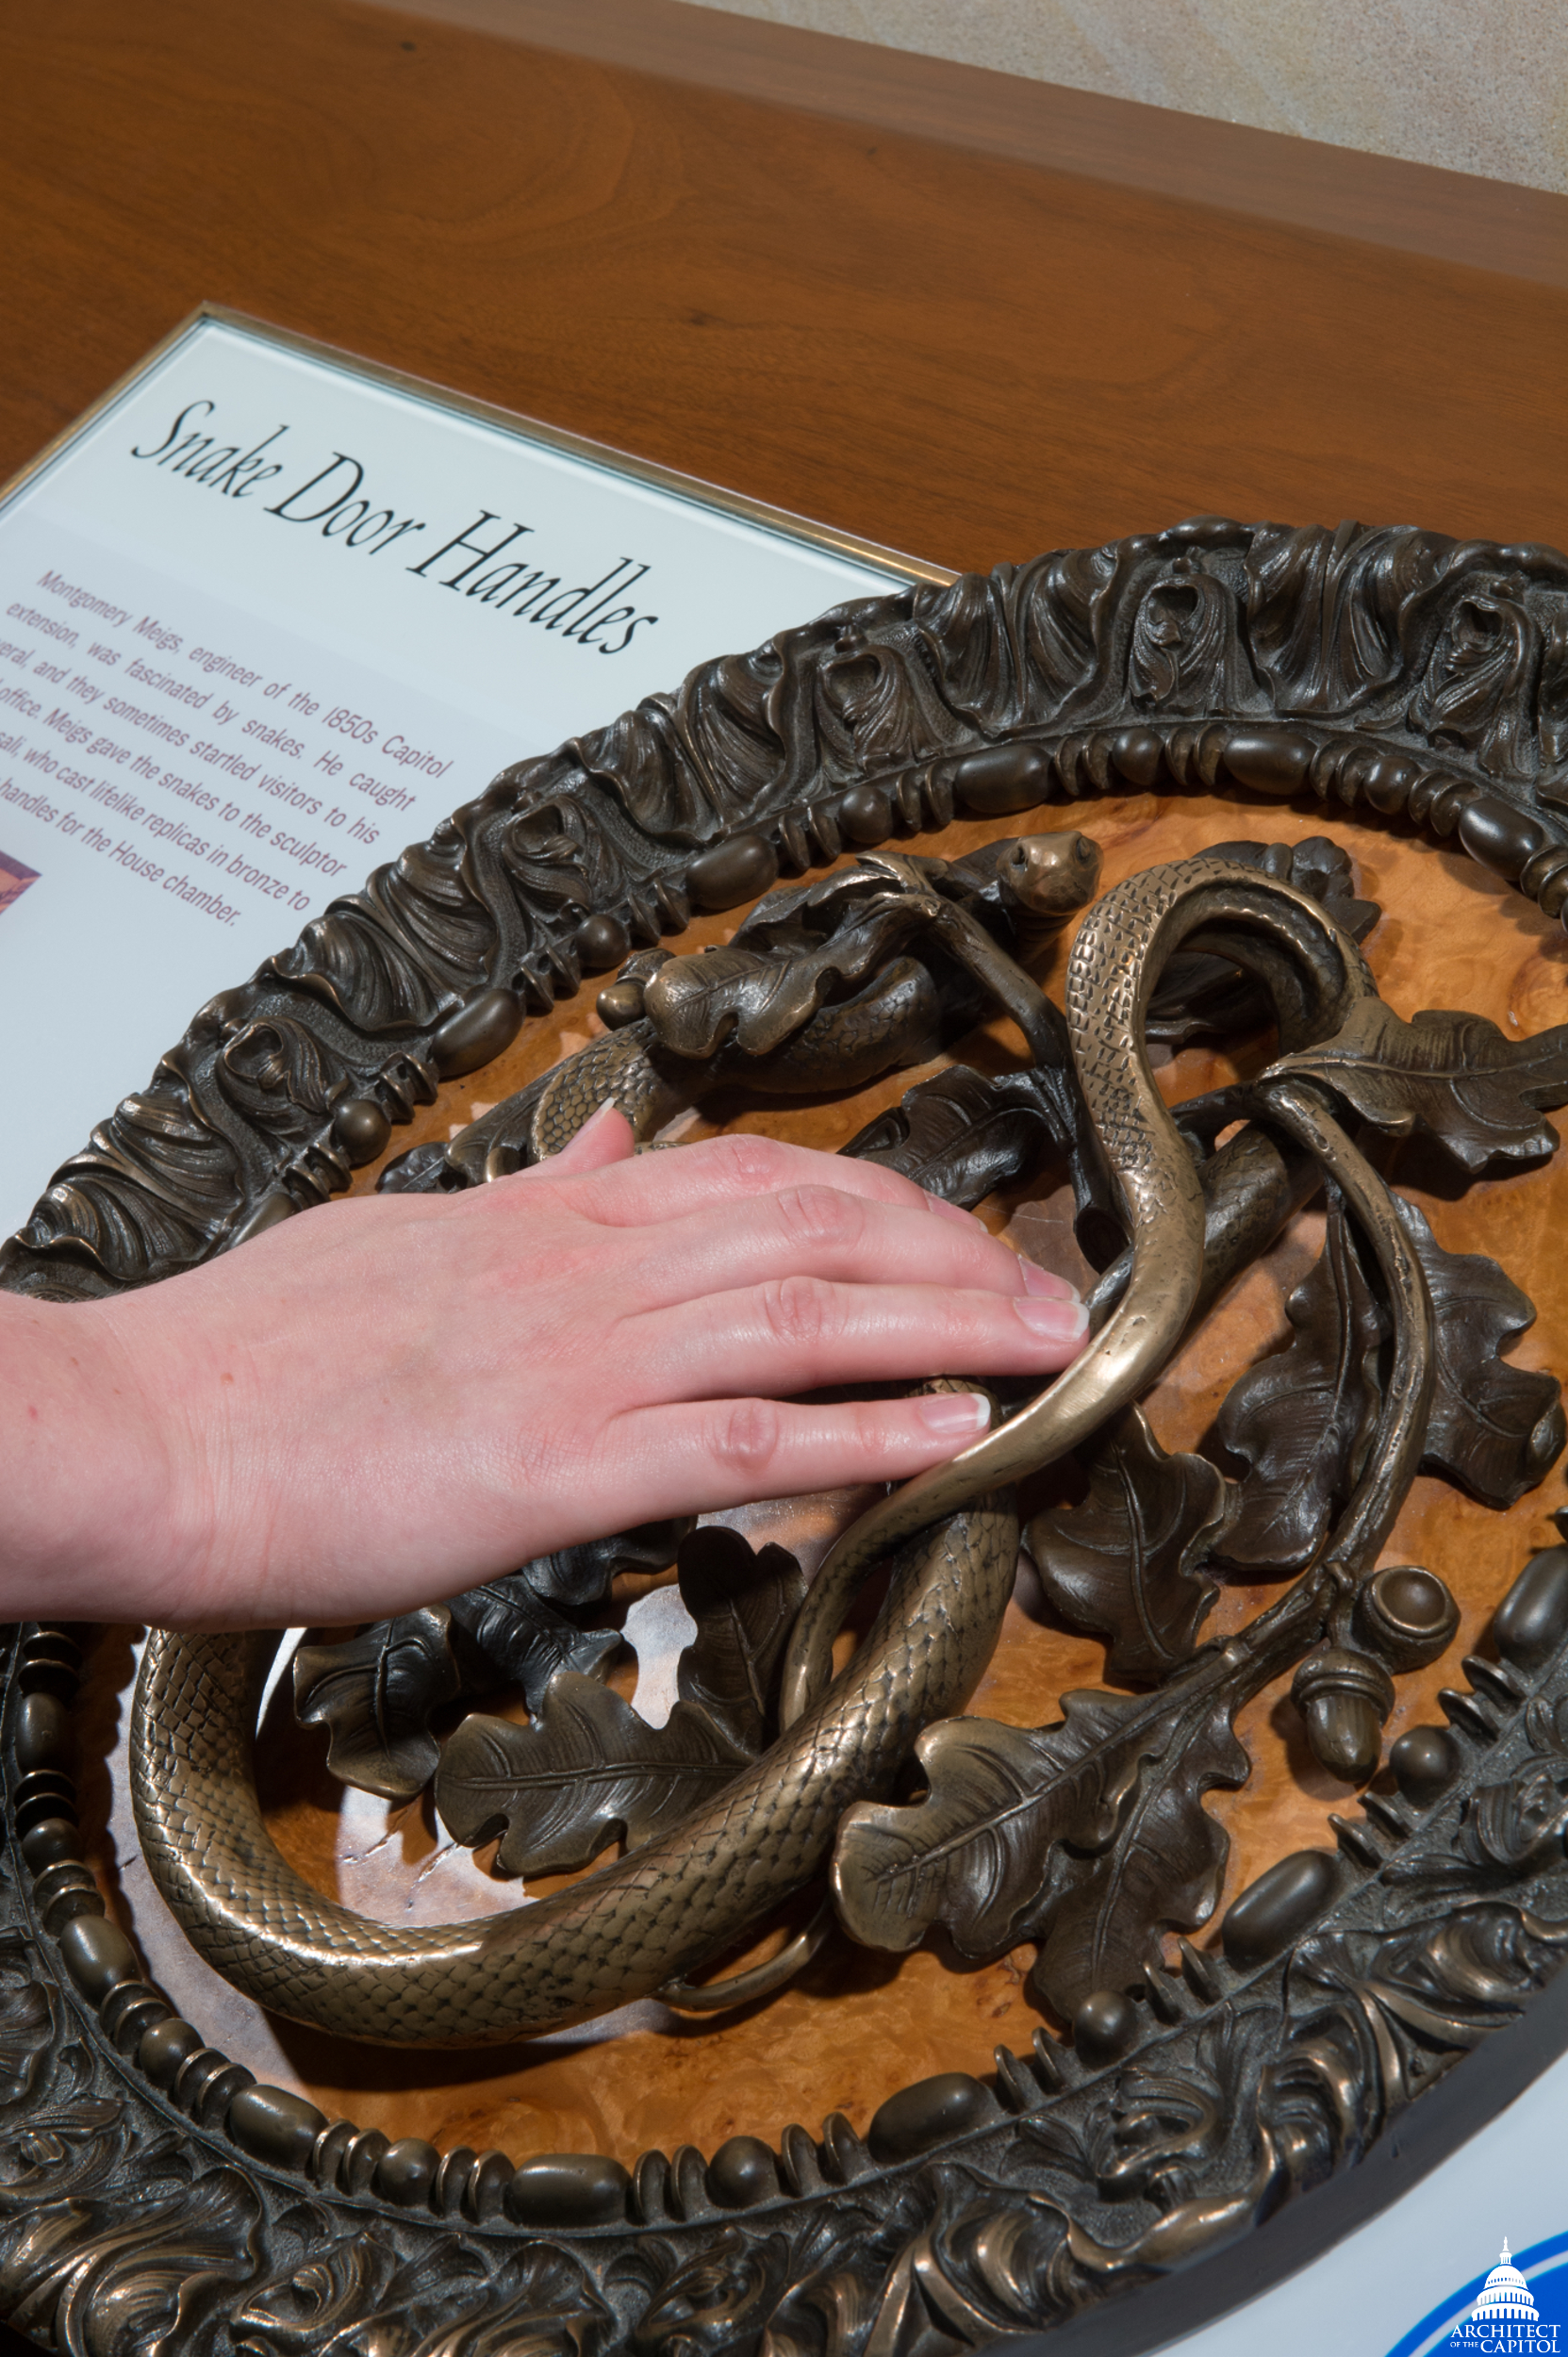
[0,1290,174,1621]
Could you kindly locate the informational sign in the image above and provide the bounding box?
[0,309,931,1236]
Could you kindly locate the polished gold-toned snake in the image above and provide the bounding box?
[130,852,1376,2046]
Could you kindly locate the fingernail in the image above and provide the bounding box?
[1015,1295,1091,1341]
[916,1391,992,1437]
[1020,1258,1081,1301]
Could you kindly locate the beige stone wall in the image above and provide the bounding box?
[679,0,1568,193]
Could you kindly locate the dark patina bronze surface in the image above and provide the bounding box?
[6,519,1568,2353]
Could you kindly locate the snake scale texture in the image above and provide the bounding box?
[131,1501,1017,2045]
[131,853,1372,2046]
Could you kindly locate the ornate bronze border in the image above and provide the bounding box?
[4,517,1568,2353]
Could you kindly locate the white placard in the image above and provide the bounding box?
[0,312,924,1236]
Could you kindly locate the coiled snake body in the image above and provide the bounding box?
[132,853,1374,2045]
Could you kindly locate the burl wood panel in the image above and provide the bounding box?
[4,0,1568,577]
[74,796,1568,2166]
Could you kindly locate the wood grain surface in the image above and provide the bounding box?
[3,0,1568,579]
[369,0,1568,288]
[10,0,1568,2175]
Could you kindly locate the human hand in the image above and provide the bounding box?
[5,1107,1086,1628]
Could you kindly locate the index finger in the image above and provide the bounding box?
[524,1128,983,1234]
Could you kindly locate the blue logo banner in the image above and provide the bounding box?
[1387,2233,1568,2357]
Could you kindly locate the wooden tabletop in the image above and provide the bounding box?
[4,0,1567,577]
[10,0,1568,2184]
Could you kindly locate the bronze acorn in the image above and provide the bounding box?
[1297,1566,1461,1784]
[1352,1564,1460,1672]
[1292,1646,1396,1783]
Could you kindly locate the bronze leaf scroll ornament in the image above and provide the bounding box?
[6,518,1568,2354]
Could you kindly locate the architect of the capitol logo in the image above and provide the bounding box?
[1449,2241,1558,2350]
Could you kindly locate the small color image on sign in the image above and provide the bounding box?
[0,849,39,914]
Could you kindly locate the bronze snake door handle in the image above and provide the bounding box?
[129,851,1376,2046]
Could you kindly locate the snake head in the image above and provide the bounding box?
[998,831,1103,927]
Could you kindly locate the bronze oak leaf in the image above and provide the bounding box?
[675,1526,807,1755]
[645,892,925,1059]
[434,1674,749,1875]
[844,1063,1059,1210]
[831,1655,1267,2015]
[1395,1200,1566,1507]
[1266,1001,1568,1177]
[846,1058,1120,1259]
[513,1519,692,1612]
[1215,1200,1388,1574]
[444,1572,621,1714]
[292,1607,460,1802]
[1025,1406,1225,1680]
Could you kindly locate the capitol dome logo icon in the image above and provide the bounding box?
[1448,2240,1558,2350]
[1472,2245,1539,2326]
